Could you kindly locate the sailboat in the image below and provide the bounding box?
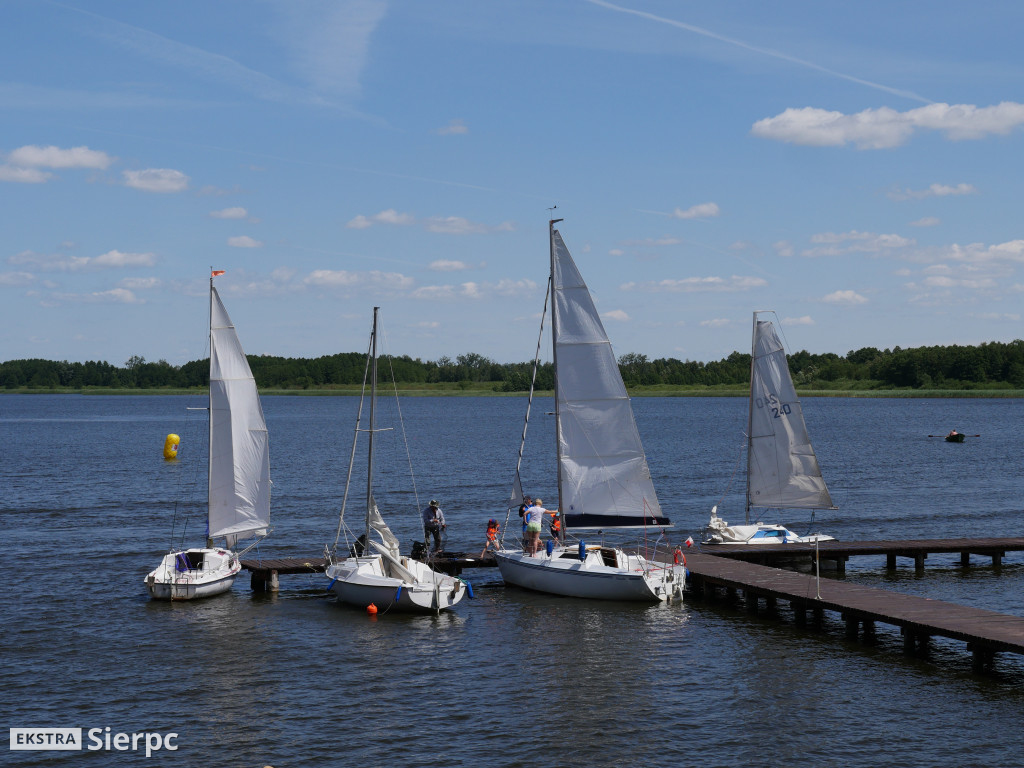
[146,271,271,599]
[324,307,468,614]
[493,219,686,602]
[703,311,836,545]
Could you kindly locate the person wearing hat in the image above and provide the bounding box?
[421,499,446,553]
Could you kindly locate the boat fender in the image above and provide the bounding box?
[396,585,403,601]
[326,577,337,591]
[578,541,586,562]
[163,433,180,460]
[546,540,554,556]
[463,580,474,599]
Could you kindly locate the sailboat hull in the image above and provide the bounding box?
[494,548,685,602]
[145,548,241,601]
[326,555,466,614]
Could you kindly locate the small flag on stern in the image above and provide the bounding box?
[685,536,694,548]
[212,269,226,277]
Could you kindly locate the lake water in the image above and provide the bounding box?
[2,394,1023,767]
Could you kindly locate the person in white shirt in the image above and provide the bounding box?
[524,499,547,556]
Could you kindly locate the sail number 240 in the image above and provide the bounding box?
[755,395,792,419]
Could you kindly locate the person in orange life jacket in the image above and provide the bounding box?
[548,511,561,540]
[422,499,446,553]
[480,518,500,558]
[524,498,549,556]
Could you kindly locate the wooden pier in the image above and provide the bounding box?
[699,536,1024,574]
[240,552,494,591]
[679,550,1024,672]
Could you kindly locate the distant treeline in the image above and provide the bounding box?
[4,341,1024,391]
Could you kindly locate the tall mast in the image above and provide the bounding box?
[364,307,379,551]
[549,218,564,542]
[745,310,757,525]
[207,271,215,548]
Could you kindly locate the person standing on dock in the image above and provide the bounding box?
[422,499,446,553]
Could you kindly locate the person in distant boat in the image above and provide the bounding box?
[948,429,959,437]
[422,499,446,553]
[524,498,548,556]
[480,518,500,558]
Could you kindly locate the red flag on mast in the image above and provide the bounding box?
[211,270,226,277]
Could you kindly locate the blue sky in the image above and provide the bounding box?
[3,1,1024,367]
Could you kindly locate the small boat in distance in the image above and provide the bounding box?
[703,312,836,546]
[945,430,966,443]
[493,219,686,601]
[324,307,468,614]
[146,271,272,600]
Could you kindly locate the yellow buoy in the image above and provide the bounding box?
[163,433,180,460]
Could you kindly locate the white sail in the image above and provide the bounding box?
[747,317,834,511]
[368,497,400,560]
[551,229,667,529]
[208,286,271,542]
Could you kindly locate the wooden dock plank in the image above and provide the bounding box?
[679,551,1024,657]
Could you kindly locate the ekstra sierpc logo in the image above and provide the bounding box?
[10,728,179,757]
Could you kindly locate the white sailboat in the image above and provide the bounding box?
[703,311,836,545]
[493,219,686,602]
[146,272,271,599]
[324,307,468,614]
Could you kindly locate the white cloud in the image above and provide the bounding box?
[425,216,514,235]
[430,259,469,272]
[228,236,263,248]
[410,278,533,301]
[0,165,51,183]
[923,275,996,289]
[346,214,372,229]
[602,309,630,321]
[8,249,156,271]
[0,271,34,285]
[774,241,795,258]
[801,231,914,257]
[374,208,415,226]
[752,102,1024,149]
[821,290,868,306]
[119,277,161,290]
[437,119,468,135]
[700,318,731,328]
[609,248,625,257]
[944,240,1024,264]
[304,269,414,290]
[8,145,113,169]
[889,183,977,201]
[910,217,941,227]
[123,168,189,193]
[210,206,248,219]
[53,288,143,304]
[781,315,814,326]
[416,321,441,329]
[620,275,767,292]
[671,202,720,220]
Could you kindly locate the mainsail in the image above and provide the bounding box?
[551,228,668,529]
[746,317,834,511]
[208,286,271,544]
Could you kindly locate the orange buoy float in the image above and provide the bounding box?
[366,603,378,615]
[163,433,180,460]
